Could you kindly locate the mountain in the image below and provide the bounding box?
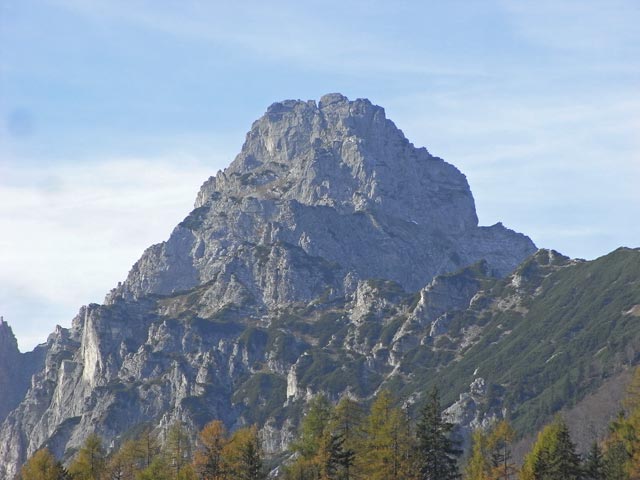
[107,93,533,305]
[0,318,45,424]
[0,318,24,424]
[1,94,636,477]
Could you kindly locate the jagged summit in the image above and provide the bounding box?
[196,93,477,231]
[0,318,46,426]
[108,94,535,305]
[0,317,20,422]
[0,317,18,356]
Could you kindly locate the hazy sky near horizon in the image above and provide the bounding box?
[1,0,639,351]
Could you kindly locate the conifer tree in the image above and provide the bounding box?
[104,440,137,480]
[547,419,582,480]
[238,430,265,480]
[316,433,341,480]
[521,418,581,480]
[68,433,106,480]
[136,456,172,480]
[464,429,491,480]
[488,420,516,480]
[315,432,356,480]
[532,446,552,480]
[282,459,319,480]
[415,387,461,480]
[330,396,364,480]
[166,422,194,479]
[465,421,516,480]
[521,421,560,480]
[603,440,628,480]
[284,394,334,479]
[603,368,640,478]
[136,427,161,470]
[295,394,333,459]
[361,389,415,480]
[361,389,395,479]
[194,420,229,480]
[224,425,266,480]
[583,441,605,480]
[19,448,68,480]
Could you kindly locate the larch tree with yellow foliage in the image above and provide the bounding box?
[194,420,229,480]
[487,420,516,480]
[361,389,416,480]
[19,448,68,480]
[223,425,266,480]
[68,433,106,480]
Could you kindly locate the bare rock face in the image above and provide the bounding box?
[445,377,504,452]
[0,94,538,478]
[0,318,45,424]
[0,319,25,423]
[107,94,534,306]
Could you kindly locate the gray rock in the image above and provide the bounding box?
[107,94,534,305]
[0,318,46,423]
[445,377,503,452]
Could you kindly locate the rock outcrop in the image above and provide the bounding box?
[0,318,45,424]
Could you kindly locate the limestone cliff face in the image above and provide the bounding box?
[0,318,45,424]
[0,94,541,478]
[0,318,23,424]
[107,94,534,306]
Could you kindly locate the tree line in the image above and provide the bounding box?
[467,368,640,480]
[20,421,265,480]
[19,369,640,480]
[18,387,460,480]
[281,387,459,480]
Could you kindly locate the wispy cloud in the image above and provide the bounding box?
[0,156,213,351]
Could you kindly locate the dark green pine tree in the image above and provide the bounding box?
[533,446,552,479]
[583,441,605,480]
[547,420,582,480]
[238,432,267,480]
[323,433,343,480]
[325,433,355,480]
[416,387,461,480]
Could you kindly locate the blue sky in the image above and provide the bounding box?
[1,0,639,350]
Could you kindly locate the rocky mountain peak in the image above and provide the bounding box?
[0,317,18,354]
[195,94,477,233]
[228,92,394,179]
[107,94,535,305]
[0,318,46,426]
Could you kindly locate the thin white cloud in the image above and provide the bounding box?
[0,156,214,351]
